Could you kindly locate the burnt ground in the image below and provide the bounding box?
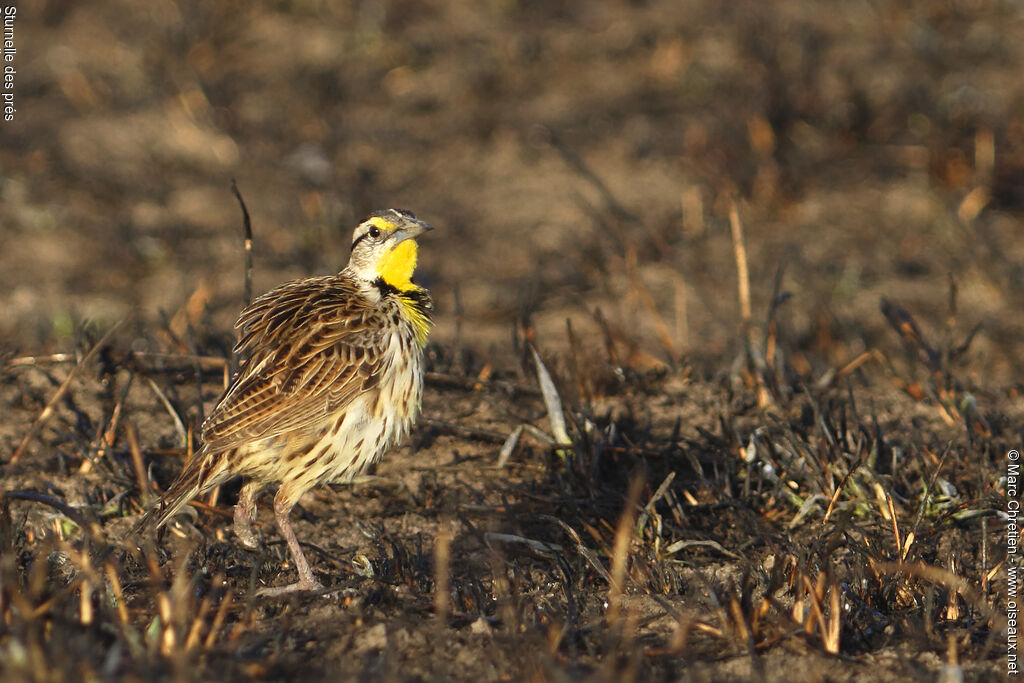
[1,0,1023,680]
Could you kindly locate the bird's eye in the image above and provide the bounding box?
[368,226,381,239]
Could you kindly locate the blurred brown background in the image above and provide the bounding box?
[2,0,1022,379]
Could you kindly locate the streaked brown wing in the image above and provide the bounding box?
[201,275,389,451]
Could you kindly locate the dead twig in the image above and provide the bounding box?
[531,347,573,454]
[2,490,102,540]
[11,319,126,464]
[418,417,507,444]
[729,201,752,332]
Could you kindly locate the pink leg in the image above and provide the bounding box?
[256,487,324,596]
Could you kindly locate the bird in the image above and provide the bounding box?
[133,209,434,595]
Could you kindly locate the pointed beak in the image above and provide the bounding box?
[390,217,434,245]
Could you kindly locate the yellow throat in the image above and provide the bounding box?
[375,237,431,347]
[376,237,419,292]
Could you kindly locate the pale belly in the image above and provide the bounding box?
[235,334,424,490]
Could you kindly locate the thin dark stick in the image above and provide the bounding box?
[231,179,254,308]
[2,490,101,538]
[418,416,508,443]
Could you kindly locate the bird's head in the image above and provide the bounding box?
[347,209,434,291]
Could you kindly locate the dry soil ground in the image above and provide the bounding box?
[1,1,1023,681]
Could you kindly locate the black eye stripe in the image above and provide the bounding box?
[350,232,370,252]
[351,224,387,252]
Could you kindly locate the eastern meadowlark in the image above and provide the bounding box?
[134,209,434,595]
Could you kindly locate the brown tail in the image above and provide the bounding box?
[132,452,232,536]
